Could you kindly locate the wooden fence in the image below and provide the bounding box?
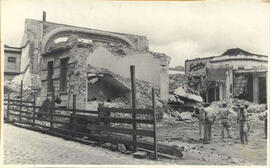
[4,89,158,159]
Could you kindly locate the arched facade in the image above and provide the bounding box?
[41,27,136,54]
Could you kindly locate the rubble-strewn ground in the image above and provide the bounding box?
[153,117,267,165]
[4,116,267,165]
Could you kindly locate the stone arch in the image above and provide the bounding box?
[41,27,136,54]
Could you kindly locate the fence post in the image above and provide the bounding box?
[152,88,158,160]
[130,65,137,152]
[32,92,36,126]
[72,94,76,137]
[51,87,55,129]
[19,80,23,121]
[97,103,103,145]
[7,91,10,122]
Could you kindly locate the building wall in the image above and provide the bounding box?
[4,49,21,81]
[185,53,268,103]
[4,51,21,73]
[211,59,267,70]
[185,57,212,75]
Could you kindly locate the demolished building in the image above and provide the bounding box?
[185,48,268,104]
[6,13,171,116]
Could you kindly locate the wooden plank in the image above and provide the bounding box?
[75,109,98,114]
[35,112,71,118]
[32,94,36,126]
[4,99,35,104]
[95,126,154,137]
[14,119,51,129]
[99,117,154,124]
[152,88,158,159]
[7,92,10,122]
[96,134,154,151]
[98,107,153,115]
[73,115,98,121]
[72,94,76,137]
[19,80,23,121]
[99,133,183,158]
[6,103,40,109]
[87,125,154,137]
[8,112,71,126]
[9,109,31,114]
[54,107,74,112]
[51,86,55,128]
[130,65,137,152]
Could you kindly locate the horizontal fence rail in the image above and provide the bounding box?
[4,88,158,159]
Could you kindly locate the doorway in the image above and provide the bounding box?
[258,77,266,104]
[207,85,219,103]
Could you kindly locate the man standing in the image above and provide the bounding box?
[204,103,216,142]
[219,103,232,139]
[237,105,249,144]
[260,105,268,138]
[198,105,206,140]
[265,107,268,138]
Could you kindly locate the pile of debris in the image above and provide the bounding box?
[167,73,203,122]
[209,98,267,125]
[4,80,34,101]
[87,64,165,120]
[169,85,203,103]
[169,73,188,90]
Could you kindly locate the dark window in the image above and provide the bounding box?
[47,61,54,92]
[8,57,16,63]
[60,57,69,92]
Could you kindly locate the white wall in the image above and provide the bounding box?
[86,46,162,86]
[20,44,30,72]
[211,55,267,69]
[4,52,21,73]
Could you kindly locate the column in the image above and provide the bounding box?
[160,65,169,104]
[253,73,259,103]
[225,70,230,99]
[219,83,224,100]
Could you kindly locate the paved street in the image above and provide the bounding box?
[3,124,166,165]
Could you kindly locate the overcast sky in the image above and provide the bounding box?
[2,0,269,66]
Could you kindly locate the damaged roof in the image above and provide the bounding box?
[221,48,267,57]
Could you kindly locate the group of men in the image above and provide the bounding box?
[198,102,268,144]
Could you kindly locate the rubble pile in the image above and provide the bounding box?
[169,73,188,90]
[87,64,165,120]
[4,80,34,101]
[209,98,267,125]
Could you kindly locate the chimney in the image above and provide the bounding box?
[42,11,46,22]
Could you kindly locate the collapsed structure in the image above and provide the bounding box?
[185,48,268,104]
[5,13,171,117]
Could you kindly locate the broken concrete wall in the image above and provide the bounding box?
[86,45,163,86]
[22,19,170,114]
[19,19,156,90]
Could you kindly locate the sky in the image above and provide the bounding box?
[1,0,269,67]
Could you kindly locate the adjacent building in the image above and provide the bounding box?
[4,45,22,81]
[185,48,268,104]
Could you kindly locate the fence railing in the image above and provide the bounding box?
[4,89,158,159]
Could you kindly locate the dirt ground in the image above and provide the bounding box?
[3,117,267,165]
[153,117,268,165]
